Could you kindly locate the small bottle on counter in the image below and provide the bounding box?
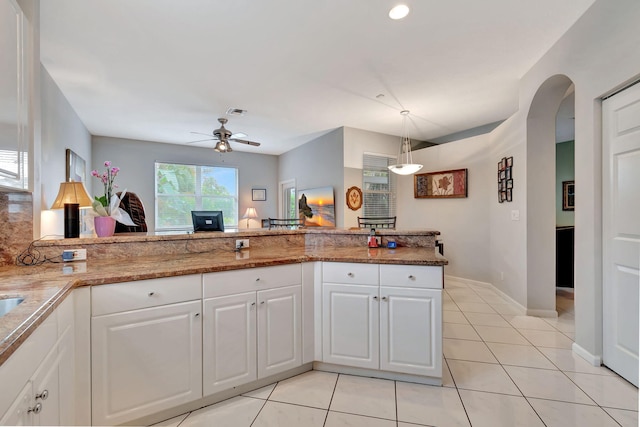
[368,228,379,248]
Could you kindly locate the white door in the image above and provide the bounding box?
[91,301,203,426]
[322,283,379,369]
[603,83,640,386]
[380,287,442,377]
[257,285,302,378]
[203,292,257,395]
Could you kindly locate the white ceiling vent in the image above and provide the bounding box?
[226,108,247,116]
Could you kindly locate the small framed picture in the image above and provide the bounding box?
[507,179,513,189]
[506,189,512,202]
[506,168,511,180]
[252,189,266,201]
[507,157,513,167]
[500,170,506,180]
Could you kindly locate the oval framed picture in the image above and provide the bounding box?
[346,186,363,211]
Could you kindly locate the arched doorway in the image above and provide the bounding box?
[526,74,574,316]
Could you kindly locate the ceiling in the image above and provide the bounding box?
[40,0,593,155]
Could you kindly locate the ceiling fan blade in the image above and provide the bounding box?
[186,138,216,144]
[229,138,261,147]
[190,131,213,137]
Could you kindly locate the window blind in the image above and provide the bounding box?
[362,154,396,218]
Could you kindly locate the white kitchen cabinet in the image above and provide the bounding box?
[257,285,302,378]
[321,262,443,380]
[91,275,203,426]
[322,283,379,369]
[91,300,202,426]
[0,294,76,426]
[203,292,257,396]
[379,287,442,377]
[203,265,302,396]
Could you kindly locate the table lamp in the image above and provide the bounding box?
[50,181,93,238]
[242,207,258,229]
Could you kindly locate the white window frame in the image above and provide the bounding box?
[362,153,397,218]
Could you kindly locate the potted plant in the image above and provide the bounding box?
[90,161,135,237]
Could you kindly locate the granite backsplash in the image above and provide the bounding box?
[0,192,33,266]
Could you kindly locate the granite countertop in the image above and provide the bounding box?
[0,245,447,366]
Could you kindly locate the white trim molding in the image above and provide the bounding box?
[572,342,602,367]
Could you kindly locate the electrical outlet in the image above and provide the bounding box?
[63,248,87,261]
[235,239,250,249]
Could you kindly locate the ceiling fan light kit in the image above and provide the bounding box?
[388,110,423,175]
[188,117,260,153]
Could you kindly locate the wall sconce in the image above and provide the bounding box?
[242,207,258,229]
[50,181,93,238]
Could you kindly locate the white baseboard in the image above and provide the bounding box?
[444,275,558,318]
[572,342,602,367]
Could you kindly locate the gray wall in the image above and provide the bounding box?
[278,128,345,227]
[92,136,279,231]
[556,140,575,227]
[40,65,92,237]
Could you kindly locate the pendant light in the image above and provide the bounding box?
[388,110,423,175]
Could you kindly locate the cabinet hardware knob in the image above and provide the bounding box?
[382,296,388,301]
[373,296,378,300]
[251,302,256,306]
[260,301,265,305]
[35,390,49,400]
[28,403,42,414]
[194,313,200,318]
[256,277,261,282]
[347,272,354,277]
[148,292,155,296]
[408,275,415,280]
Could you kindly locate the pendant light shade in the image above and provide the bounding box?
[388,110,423,175]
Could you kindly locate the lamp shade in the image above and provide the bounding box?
[50,181,93,209]
[243,207,258,219]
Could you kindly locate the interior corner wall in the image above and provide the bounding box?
[40,64,92,238]
[278,128,345,227]
[556,141,575,226]
[92,136,279,232]
[398,135,492,282]
[490,0,640,358]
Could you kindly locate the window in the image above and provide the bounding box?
[155,162,238,231]
[362,154,396,217]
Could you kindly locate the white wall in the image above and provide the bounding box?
[40,65,92,237]
[92,136,279,231]
[490,0,640,358]
[278,128,345,227]
[399,135,493,282]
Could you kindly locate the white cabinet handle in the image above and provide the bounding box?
[35,390,49,400]
[28,403,42,414]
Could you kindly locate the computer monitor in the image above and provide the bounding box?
[191,211,224,232]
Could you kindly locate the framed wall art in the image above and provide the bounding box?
[498,156,513,203]
[65,148,86,182]
[562,180,575,211]
[252,188,266,201]
[414,168,468,199]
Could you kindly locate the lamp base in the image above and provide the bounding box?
[64,203,80,238]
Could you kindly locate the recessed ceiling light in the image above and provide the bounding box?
[226,108,247,116]
[389,4,410,20]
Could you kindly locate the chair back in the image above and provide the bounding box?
[268,218,304,229]
[114,192,148,233]
[357,216,396,229]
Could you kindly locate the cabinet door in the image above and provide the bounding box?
[0,382,32,426]
[322,283,379,369]
[257,285,302,378]
[92,300,202,426]
[203,292,257,396]
[31,344,61,426]
[380,287,442,377]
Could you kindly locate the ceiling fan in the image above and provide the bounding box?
[187,117,261,153]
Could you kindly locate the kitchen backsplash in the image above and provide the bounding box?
[0,192,33,266]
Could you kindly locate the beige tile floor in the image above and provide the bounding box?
[153,280,638,427]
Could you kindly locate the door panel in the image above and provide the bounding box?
[603,83,640,386]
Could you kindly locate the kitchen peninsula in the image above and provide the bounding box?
[0,228,446,426]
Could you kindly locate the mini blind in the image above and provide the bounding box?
[362,154,396,218]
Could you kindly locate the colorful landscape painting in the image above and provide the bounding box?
[298,186,335,227]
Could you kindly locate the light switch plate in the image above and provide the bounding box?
[511,210,520,221]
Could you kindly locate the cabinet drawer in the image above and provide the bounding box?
[322,262,378,285]
[380,265,443,289]
[92,274,202,316]
[203,264,301,298]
